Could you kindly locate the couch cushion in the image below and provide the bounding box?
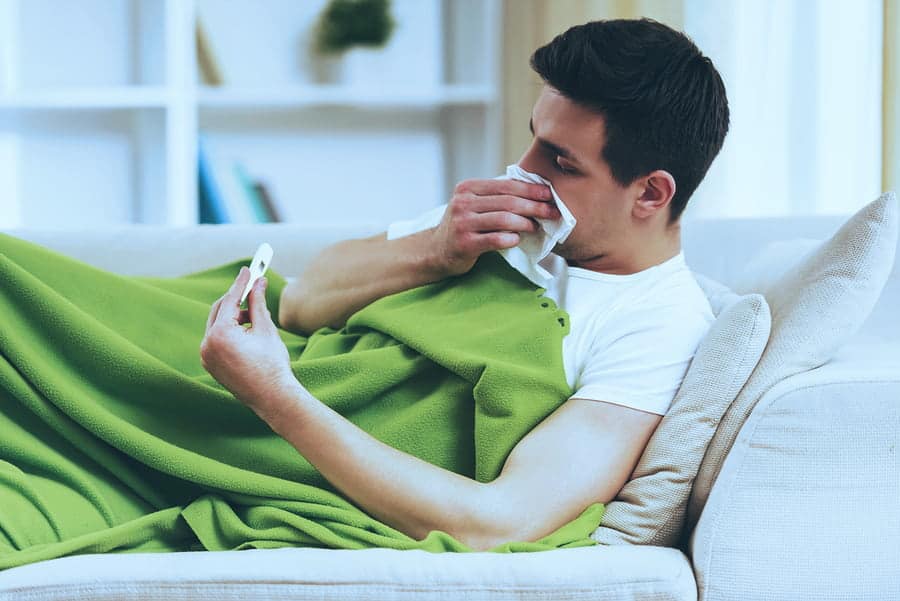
[591,288,770,547]
[0,545,697,601]
[686,191,899,532]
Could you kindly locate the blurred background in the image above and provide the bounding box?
[0,0,896,230]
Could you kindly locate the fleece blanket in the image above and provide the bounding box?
[0,232,604,571]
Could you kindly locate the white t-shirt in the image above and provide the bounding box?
[386,206,716,416]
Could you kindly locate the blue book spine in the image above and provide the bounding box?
[197,136,230,224]
[233,162,272,222]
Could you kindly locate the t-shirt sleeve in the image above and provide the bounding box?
[386,204,448,241]
[570,303,714,416]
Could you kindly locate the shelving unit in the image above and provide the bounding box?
[0,0,502,229]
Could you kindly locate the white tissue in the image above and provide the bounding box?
[494,164,577,287]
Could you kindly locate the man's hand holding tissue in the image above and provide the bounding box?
[435,178,562,276]
[278,175,562,336]
[200,266,300,422]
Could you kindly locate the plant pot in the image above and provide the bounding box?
[341,46,389,86]
[308,52,345,85]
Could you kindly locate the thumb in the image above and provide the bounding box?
[249,277,272,328]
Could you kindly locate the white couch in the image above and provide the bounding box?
[0,214,897,601]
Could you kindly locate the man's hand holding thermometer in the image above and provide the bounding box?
[200,242,304,421]
[238,242,273,324]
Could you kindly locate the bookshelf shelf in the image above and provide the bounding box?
[196,84,496,110]
[0,86,173,110]
[0,0,502,230]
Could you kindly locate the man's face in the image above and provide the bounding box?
[517,85,634,266]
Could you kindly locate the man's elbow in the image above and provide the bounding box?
[278,279,335,335]
[453,521,515,552]
[277,278,300,327]
[458,519,544,552]
[449,484,528,551]
[455,485,608,551]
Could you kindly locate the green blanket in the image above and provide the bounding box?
[0,232,604,571]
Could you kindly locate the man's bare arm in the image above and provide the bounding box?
[278,178,561,335]
[476,398,661,547]
[278,229,446,335]
[259,380,661,551]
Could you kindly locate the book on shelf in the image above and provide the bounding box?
[253,180,282,222]
[198,135,256,224]
[233,163,275,223]
[195,17,223,86]
[198,135,283,224]
[198,137,229,224]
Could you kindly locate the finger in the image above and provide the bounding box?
[459,194,560,222]
[214,266,252,327]
[469,211,540,234]
[459,178,553,202]
[471,231,521,253]
[237,308,250,325]
[248,277,272,330]
[206,296,224,333]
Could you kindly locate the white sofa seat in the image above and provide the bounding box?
[0,545,696,601]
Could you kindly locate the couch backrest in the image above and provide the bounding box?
[1,215,853,279]
[1,223,385,277]
[681,214,846,285]
[4,212,897,342]
[681,214,899,344]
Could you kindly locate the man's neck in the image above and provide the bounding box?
[566,229,682,275]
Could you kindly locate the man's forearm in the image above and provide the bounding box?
[279,229,446,335]
[255,379,504,550]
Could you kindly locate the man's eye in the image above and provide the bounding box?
[554,159,576,175]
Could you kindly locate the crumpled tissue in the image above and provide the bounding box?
[494,164,577,286]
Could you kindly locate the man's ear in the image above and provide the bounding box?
[632,170,676,219]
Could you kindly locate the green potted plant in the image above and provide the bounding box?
[308,0,396,84]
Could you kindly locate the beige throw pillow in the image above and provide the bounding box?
[686,191,899,532]
[591,289,771,547]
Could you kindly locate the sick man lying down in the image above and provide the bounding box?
[0,18,730,569]
[200,18,729,551]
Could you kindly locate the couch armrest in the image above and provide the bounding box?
[1,223,385,278]
[688,341,900,601]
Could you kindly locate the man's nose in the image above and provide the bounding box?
[516,144,547,180]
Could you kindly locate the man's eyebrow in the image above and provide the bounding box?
[529,117,582,165]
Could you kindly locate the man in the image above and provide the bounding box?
[200,18,729,551]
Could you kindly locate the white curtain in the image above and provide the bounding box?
[683,0,884,220]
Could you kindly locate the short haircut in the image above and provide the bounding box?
[530,18,730,225]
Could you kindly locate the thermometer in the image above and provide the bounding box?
[240,242,273,306]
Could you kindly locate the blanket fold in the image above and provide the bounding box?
[0,233,603,570]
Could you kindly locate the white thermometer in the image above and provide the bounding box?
[240,242,273,306]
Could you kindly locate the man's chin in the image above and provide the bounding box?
[552,241,581,259]
[553,243,606,267]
